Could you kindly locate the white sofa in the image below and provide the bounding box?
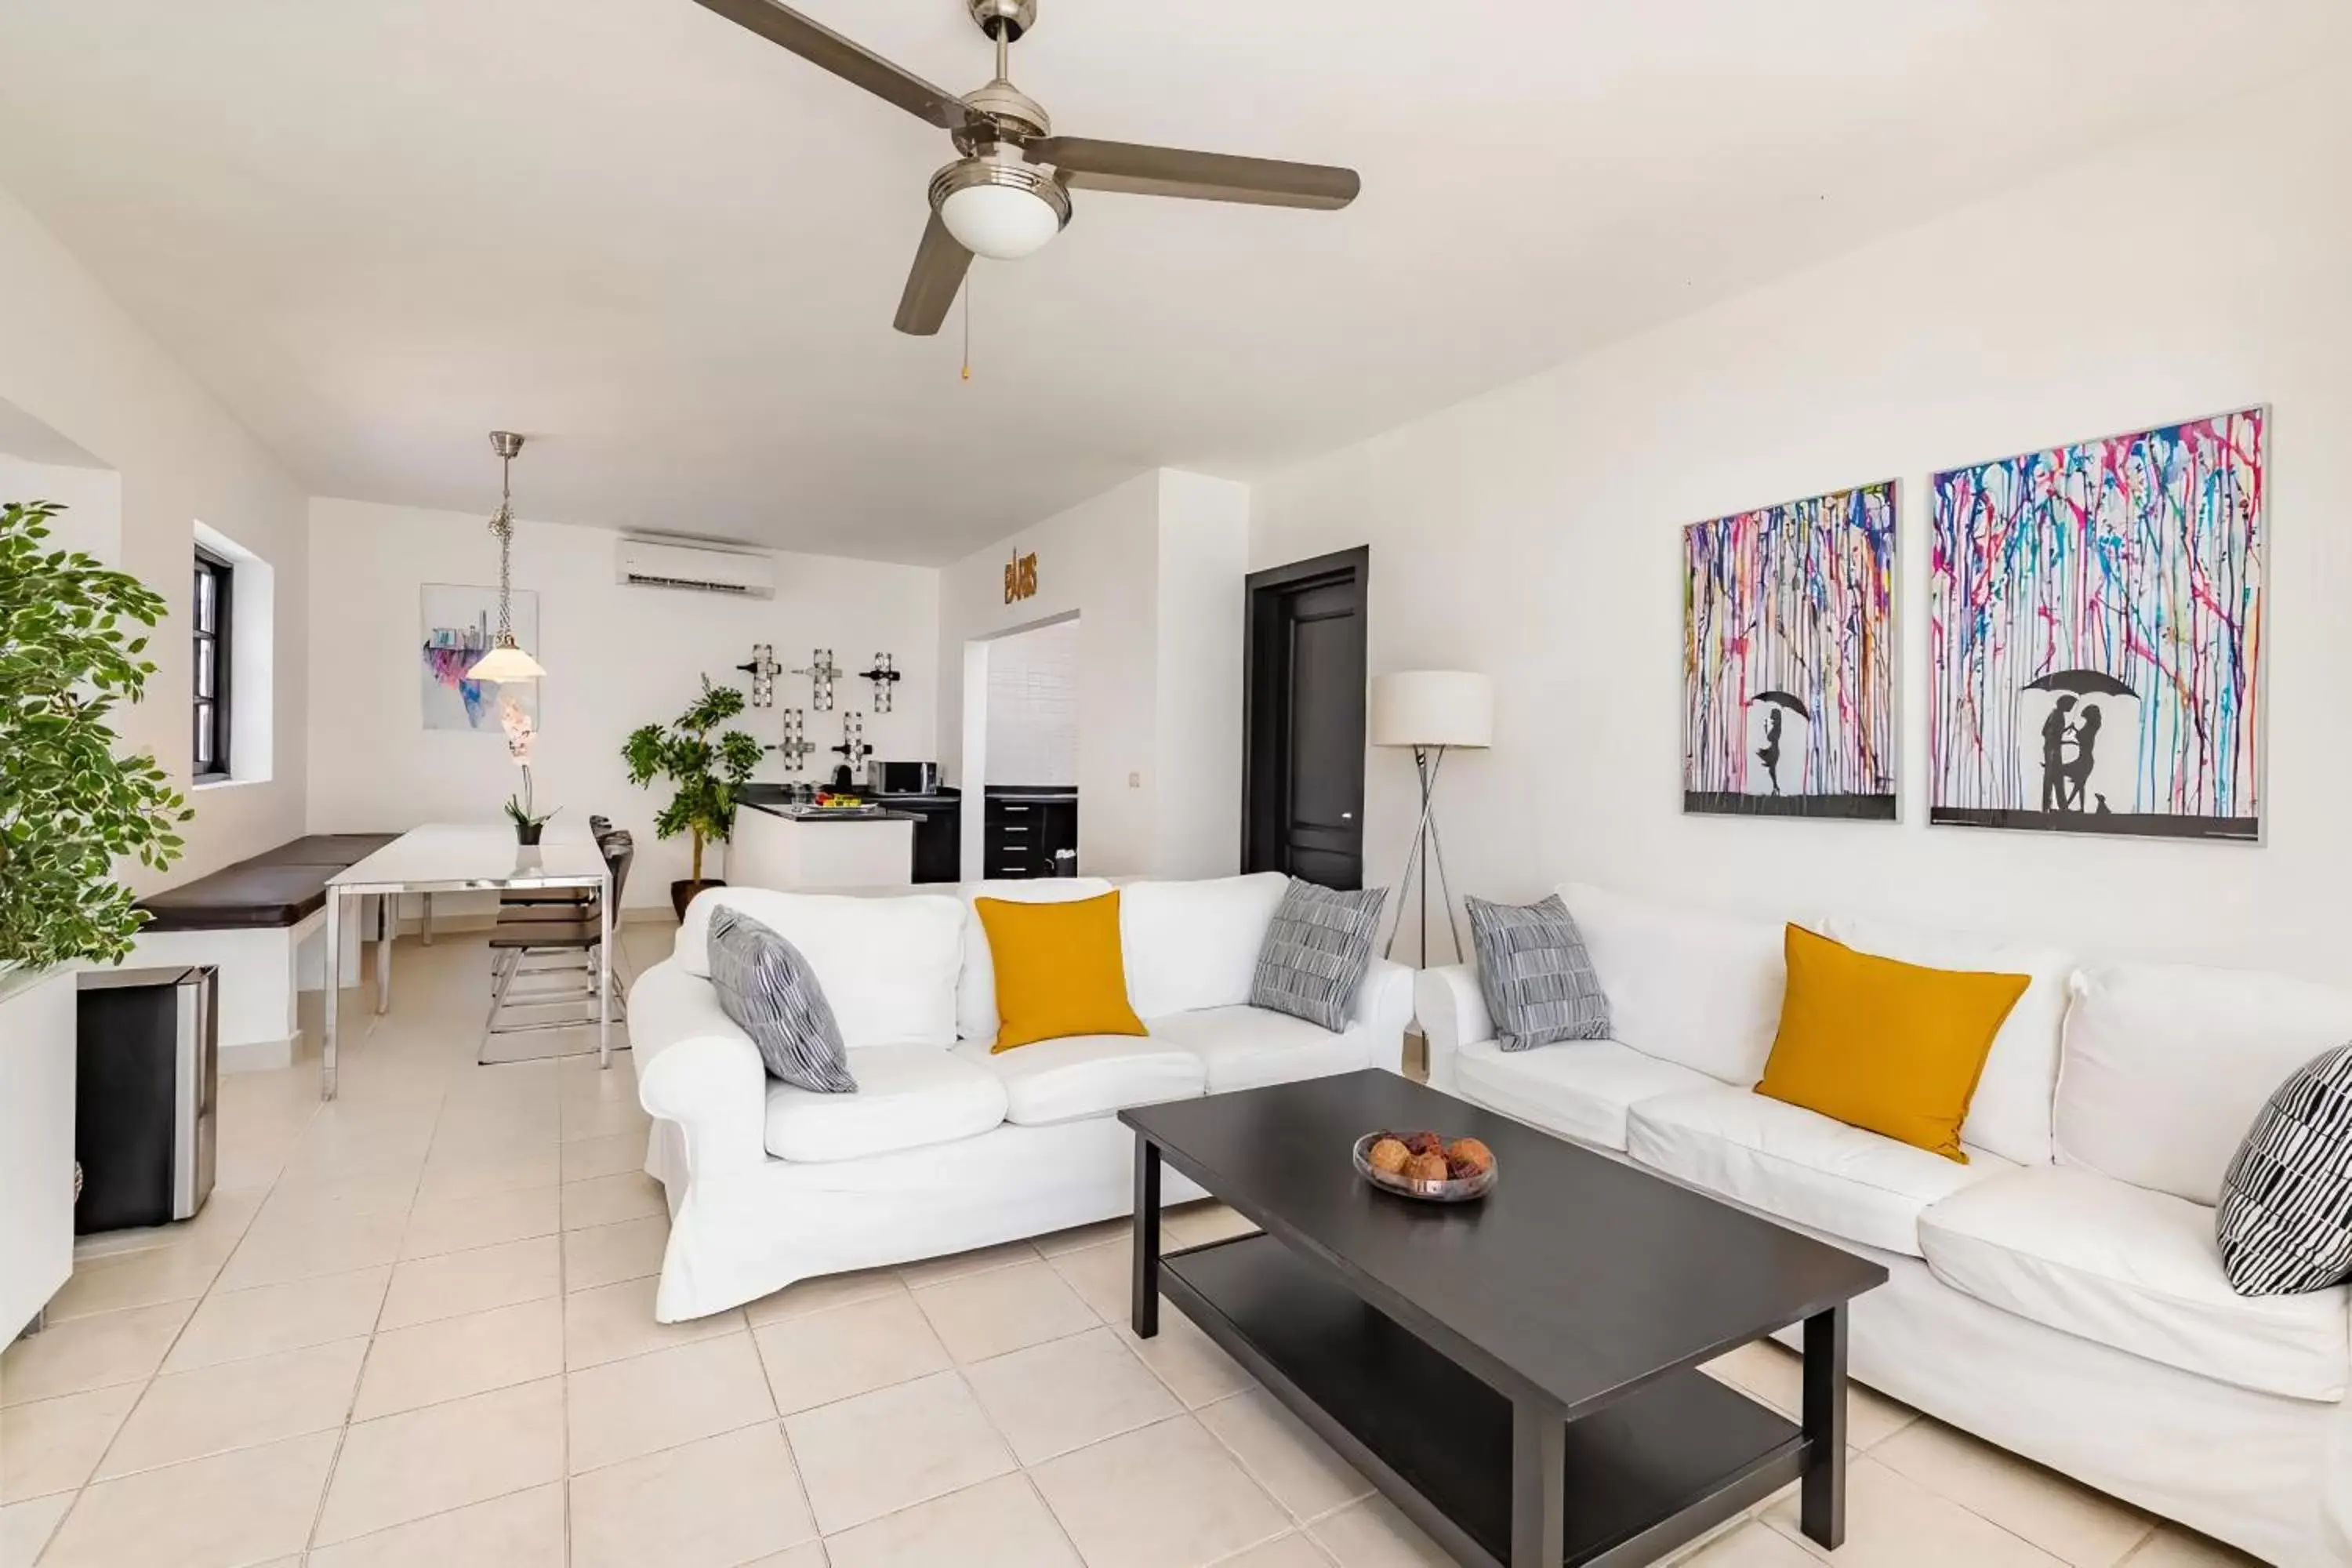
[629,872,1414,1324]
[1416,881,2352,1568]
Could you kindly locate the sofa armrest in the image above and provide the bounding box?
[1414,964,1493,1093]
[1351,957,1416,1074]
[627,958,769,1181]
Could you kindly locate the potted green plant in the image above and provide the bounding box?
[2,497,191,972]
[622,677,763,916]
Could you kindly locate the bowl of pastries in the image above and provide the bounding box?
[1353,1128,1497,1203]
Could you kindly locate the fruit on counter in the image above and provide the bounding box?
[1446,1137,1494,1173]
[1367,1137,1411,1174]
[1403,1152,1452,1183]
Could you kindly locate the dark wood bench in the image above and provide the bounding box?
[137,834,397,932]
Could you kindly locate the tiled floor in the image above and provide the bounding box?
[1,927,2267,1568]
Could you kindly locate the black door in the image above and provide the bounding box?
[1243,547,1369,889]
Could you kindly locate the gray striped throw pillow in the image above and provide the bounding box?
[2216,1040,2352,1296]
[1250,879,1388,1033]
[1465,893,1611,1052]
[708,908,858,1094]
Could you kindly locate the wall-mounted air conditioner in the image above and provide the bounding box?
[615,538,777,598]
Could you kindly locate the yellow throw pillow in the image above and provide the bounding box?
[975,891,1148,1052]
[1757,924,2029,1163]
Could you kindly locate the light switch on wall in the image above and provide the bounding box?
[1128,771,1142,788]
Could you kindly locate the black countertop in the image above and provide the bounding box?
[739,800,923,823]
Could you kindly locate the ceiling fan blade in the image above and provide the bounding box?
[689,0,971,131]
[1025,137,1359,210]
[894,212,974,336]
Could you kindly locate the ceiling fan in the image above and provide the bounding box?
[688,0,1362,335]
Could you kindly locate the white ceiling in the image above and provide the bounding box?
[1,2,2344,564]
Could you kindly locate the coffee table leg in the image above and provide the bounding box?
[1801,1304,1849,1549]
[1131,1134,1160,1338]
[1510,1398,1566,1567]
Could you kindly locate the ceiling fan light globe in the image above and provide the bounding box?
[939,181,1062,260]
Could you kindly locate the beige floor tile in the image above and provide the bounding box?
[562,1096,652,1142]
[1874,1417,2152,1566]
[68,1189,261,1269]
[1031,1414,1290,1568]
[1164,1201,1261,1250]
[307,1482,567,1568]
[962,1326,1180,1465]
[822,1472,1082,1568]
[0,1384,140,1503]
[2121,1527,2265,1566]
[744,1267,907,1327]
[1047,1235,1136,1323]
[560,1131,648,1184]
[1704,1340,1917,1448]
[567,1331,777,1473]
[400,1184,561,1260]
[565,1274,742,1368]
[736,1544,829,1568]
[218,1207,406,1290]
[1199,1387,1373,1522]
[561,1171,668,1230]
[1,1493,74,1566]
[45,1243,225,1322]
[163,1266,390,1371]
[352,1295,564,1418]
[96,1338,366,1478]
[255,1163,421,1225]
[571,1421,816,1568]
[413,1148,561,1206]
[755,1292,953,1415]
[1219,1535,1341,1568]
[38,1430,336,1568]
[1308,1494,1456,1567]
[563,1214,671,1292]
[379,1234,561,1330]
[314,1377,565,1545]
[913,1258,1099,1363]
[1671,1520,1822,1566]
[1034,1217,1134,1258]
[1762,1454,2068,1566]
[1120,1309,1255,1408]
[0,1300,194,1406]
[783,1370,1016,1534]
[895,1238,1040,1289]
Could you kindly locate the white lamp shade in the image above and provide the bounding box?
[940,183,1062,260]
[1370,670,1493,749]
[466,643,546,683]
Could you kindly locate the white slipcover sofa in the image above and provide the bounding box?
[1416,882,2352,1567]
[629,873,1413,1324]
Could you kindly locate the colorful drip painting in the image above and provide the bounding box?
[1682,482,1899,820]
[1929,407,2267,841]
[419,583,539,732]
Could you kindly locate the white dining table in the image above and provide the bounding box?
[321,822,612,1100]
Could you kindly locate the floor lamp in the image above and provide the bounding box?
[1370,670,1494,967]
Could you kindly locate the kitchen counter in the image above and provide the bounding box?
[729,800,915,889]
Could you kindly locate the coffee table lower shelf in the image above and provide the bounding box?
[1158,1232,1809,1568]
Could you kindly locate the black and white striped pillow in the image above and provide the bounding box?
[1466,893,1612,1052]
[1250,880,1388,1033]
[2216,1040,2352,1296]
[708,908,858,1094]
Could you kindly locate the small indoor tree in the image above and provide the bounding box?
[1,499,191,971]
[622,677,763,913]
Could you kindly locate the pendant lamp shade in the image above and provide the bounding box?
[466,641,546,683]
[1370,671,1493,750]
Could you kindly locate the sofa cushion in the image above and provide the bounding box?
[1465,893,1610,1051]
[1120,873,1289,1018]
[1561,883,1785,1087]
[1145,1005,1371,1094]
[1824,914,2074,1167]
[974,891,1146,1051]
[2216,1041,2352,1297]
[679,887,964,1049]
[955,1035,1206,1126]
[953,878,1117,1044]
[1627,1085,2015,1256]
[1250,880,1387,1033]
[764,1046,1007,1163]
[707,909,855,1094]
[1919,1165,2350,1403]
[1454,1038,1717,1152]
[2060,964,2352,1207]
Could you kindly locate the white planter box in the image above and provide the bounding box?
[0,965,78,1339]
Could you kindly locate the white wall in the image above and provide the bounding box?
[306,498,938,908]
[1251,67,2352,983]
[0,183,310,891]
[984,618,1081,787]
[936,469,1250,880]
[0,447,121,565]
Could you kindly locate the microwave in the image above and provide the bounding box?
[865,760,942,795]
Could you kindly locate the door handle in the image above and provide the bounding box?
[1341,812,1353,821]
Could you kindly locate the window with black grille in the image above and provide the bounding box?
[192,546,233,782]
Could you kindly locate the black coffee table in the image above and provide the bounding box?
[1121,1071,1886,1568]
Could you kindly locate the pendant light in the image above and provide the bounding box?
[465,430,546,683]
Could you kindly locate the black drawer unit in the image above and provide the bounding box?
[984,789,1079,880]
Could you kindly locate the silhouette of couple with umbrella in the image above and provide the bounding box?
[2031,670,2132,815]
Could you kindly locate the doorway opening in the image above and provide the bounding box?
[960,614,1083,881]
[1242,547,1369,890]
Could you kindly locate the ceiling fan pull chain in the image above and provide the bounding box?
[962,271,973,381]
